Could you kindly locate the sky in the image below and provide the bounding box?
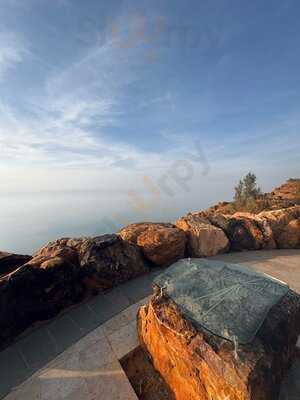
[0,0,300,252]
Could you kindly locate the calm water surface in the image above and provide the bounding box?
[0,191,207,254]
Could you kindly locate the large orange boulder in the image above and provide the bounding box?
[176,213,229,257]
[118,223,186,266]
[137,226,186,267]
[138,290,300,400]
[118,222,173,243]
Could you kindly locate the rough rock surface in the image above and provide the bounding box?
[137,226,186,267]
[270,179,300,201]
[229,212,276,250]
[77,234,149,288]
[276,219,300,249]
[138,289,300,400]
[207,212,276,251]
[0,255,83,347]
[259,206,300,247]
[118,222,174,244]
[118,223,186,266]
[0,252,31,278]
[0,234,148,346]
[34,234,149,290]
[176,213,229,257]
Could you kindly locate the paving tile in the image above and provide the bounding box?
[101,313,130,336]
[16,327,57,370]
[67,303,100,333]
[68,325,105,354]
[108,321,139,360]
[78,336,116,369]
[121,296,151,323]
[88,287,130,323]
[38,337,119,400]
[58,383,90,400]
[118,274,153,304]
[47,314,82,353]
[5,378,41,400]
[39,367,86,400]
[84,359,138,400]
[0,346,28,399]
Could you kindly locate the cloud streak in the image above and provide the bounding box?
[0,29,141,168]
[0,31,27,80]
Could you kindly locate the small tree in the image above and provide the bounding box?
[234,172,262,211]
[243,172,261,199]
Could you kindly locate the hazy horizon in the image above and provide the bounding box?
[0,170,296,254]
[1,1,300,253]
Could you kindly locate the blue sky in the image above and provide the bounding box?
[0,0,300,196]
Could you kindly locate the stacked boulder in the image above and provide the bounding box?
[118,206,299,264]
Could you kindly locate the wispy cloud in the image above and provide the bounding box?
[0,18,193,175]
[0,31,27,80]
[0,29,139,167]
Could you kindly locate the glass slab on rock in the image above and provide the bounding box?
[154,259,289,344]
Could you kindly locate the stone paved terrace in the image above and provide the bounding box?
[1,249,300,400]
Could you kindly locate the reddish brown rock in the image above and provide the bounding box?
[76,234,149,288]
[276,219,300,249]
[35,234,149,290]
[137,226,186,267]
[138,290,300,400]
[33,240,79,265]
[271,179,300,202]
[118,223,186,266]
[176,213,229,257]
[208,212,276,251]
[259,206,300,247]
[0,234,148,346]
[0,252,31,278]
[231,212,276,250]
[118,222,174,244]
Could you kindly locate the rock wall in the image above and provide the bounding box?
[0,205,299,347]
[0,234,148,347]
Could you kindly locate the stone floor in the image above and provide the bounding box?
[1,249,300,400]
[0,269,161,400]
[3,296,152,400]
